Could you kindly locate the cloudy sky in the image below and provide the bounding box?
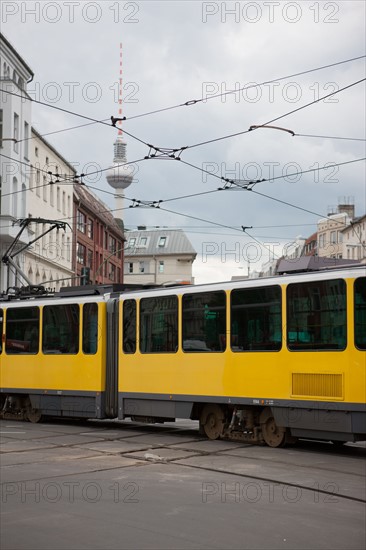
[2,0,365,282]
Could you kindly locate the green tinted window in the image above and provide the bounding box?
[287,279,346,351]
[83,303,98,354]
[231,286,282,352]
[140,296,178,353]
[123,299,136,354]
[182,291,226,352]
[43,304,79,354]
[354,277,366,350]
[0,309,2,354]
[6,307,39,354]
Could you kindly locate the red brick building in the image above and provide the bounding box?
[73,185,125,285]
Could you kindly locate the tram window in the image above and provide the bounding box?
[6,307,39,354]
[82,303,98,354]
[182,291,226,352]
[42,304,79,354]
[354,277,366,350]
[123,299,136,353]
[140,296,178,353]
[231,286,282,352]
[287,279,346,351]
[0,309,2,354]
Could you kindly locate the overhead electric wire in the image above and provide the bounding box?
[0,88,150,149]
[294,133,366,142]
[185,77,366,150]
[121,55,366,121]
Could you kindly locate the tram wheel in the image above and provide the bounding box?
[260,411,286,448]
[200,404,225,440]
[25,399,42,423]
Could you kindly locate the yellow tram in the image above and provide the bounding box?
[1,266,365,446]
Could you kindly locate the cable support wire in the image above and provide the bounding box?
[184,77,366,150]
[118,55,366,122]
[0,55,364,149]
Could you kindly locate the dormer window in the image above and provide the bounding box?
[128,238,136,248]
[158,236,167,247]
[140,237,147,246]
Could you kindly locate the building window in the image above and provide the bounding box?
[159,261,164,273]
[12,177,18,217]
[87,219,93,239]
[158,236,167,247]
[77,210,86,233]
[139,261,145,273]
[140,237,147,246]
[35,147,38,157]
[50,184,54,206]
[67,237,71,261]
[36,180,41,197]
[330,231,337,244]
[109,263,116,281]
[338,232,343,243]
[62,191,66,214]
[57,187,60,210]
[24,122,29,159]
[109,236,116,254]
[128,238,136,248]
[319,234,325,248]
[87,249,93,269]
[0,109,3,148]
[43,176,47,201]
[127,262,133,274]
[13,113,19,152]
[77,242,86,265]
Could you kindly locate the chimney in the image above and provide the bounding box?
[338,204,355,219]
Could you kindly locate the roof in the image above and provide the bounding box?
[74,185,125,240]
[124,229,196,257]
[277,256,361,274]
[31,127,77,174]
[0,32,34,79]
[341,214,366,232]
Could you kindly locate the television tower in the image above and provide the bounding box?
[106,43,133,222]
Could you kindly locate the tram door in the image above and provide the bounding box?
[105,297,119,417]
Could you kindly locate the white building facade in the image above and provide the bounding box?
[342,215,366,262]
[124,228,196,285]
[23,128,76,290]
[0,33,33,291]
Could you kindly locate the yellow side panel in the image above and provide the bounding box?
[0,303,107,392]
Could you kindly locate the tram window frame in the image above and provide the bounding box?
[230,285,282,352]
[123,299,137,354]
[287,279,347,351]
[140,295,178,354]
[354,277,366,350]
[5,306,40,354]
[82,303,98,354]
[182,291,226,353]
[0,308,3,354]
[42,304,80,355]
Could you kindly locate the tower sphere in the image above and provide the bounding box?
[106,136,134,190]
